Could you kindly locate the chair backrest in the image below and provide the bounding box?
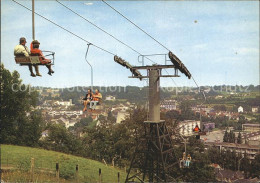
[15,57,31,64]
[15,56,41,65]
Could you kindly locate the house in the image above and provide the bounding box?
[111,104,129,113]
[105,95,116,101]
[66,120,77,128]
[210,163,222,169]
[238,106,243,113]
[40,130,49,140]
[252,106,259,113]
[116,111,129,123]
[215,95,223,99]
[56,117,68,126]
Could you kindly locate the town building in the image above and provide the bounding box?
[203,122,215,131]
[238,106,243,113]
[191,105,214,114]
[242,123,260,132]
[160,100,177,111]
[204,142,260,160]
[47,110,83,117]
[252,106,259,113]
[178,120,200,136]
[54,99,73,107]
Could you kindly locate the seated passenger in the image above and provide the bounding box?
[185,154,192,167]
[83,89,93,112]
[14,37,40,77]
[90,89,102,110]
[180,152,186,168]
[193,124,201,139]
[14,37,30,57]
[193,124,200,132]
[30,40,54,76]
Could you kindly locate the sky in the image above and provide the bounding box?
[1,0,259,88]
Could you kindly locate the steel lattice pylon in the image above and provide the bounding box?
[125,121,178,182]
[125,67,179,183]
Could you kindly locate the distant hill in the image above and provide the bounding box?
[33,85,259,104]
[1,144,127,182]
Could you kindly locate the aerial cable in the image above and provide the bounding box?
[101,0,180,90]
[56,0,179,90]
[192,76,200,90]
[57,0,180,91]
[102,0,203,91]
[56,0,143,56]
[12,0,147,84]
[101,0,170,52]
[191,75,208,102]
[55,0,164,67]
[13,0,179,90]
[12,0,115,56]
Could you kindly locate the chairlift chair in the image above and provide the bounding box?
[179,158,192,168]
[15,51,55,66]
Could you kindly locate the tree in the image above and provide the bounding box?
[82,107,147,166]
[0,64,41,146]
[240,153,251,178]
[250,154,260,178]
[223,130,229,142]
[107,110,116,123]
[213,105,227,111]
[72,117,93,130]
[228,130,235,143]
[179,142,216,182]
[41,124,84,156]
[237,132,242,144]
[165,110,180,120]
[179,101,195,120]
[207,146,221,165]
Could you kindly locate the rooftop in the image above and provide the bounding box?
[242,124,260,127]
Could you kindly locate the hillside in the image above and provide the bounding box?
[1,145,127,182]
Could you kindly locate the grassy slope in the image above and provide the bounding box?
[1,144,127,182]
